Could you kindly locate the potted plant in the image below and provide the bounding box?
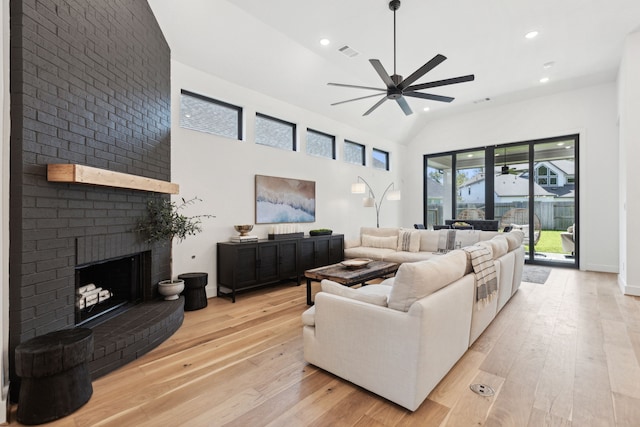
[136,196,214,300]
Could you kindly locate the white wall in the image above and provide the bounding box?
[1,0,9,421]
[618,31,640,295]
[170,61,405,297]
[403,82,620,273]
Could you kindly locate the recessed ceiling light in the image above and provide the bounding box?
[543,61,555,69]
[539,77,550,83]
[467,154,473,158]
[423,107,430,112]
[320,38,330,46]
[525,31,539,39]
[557,142,564,146]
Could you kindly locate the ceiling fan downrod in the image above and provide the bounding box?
[389,0,401,77]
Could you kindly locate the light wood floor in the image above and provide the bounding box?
[9,268,640,426]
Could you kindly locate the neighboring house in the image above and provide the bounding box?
[533,160,575,189]
[458,159,575,204]
[459,172,555,204]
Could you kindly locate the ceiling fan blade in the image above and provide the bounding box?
[331,93,388,106]
[404,91,454,103]
[369,59,396,88]
[396,96,413,116]
[398,54,447,90]
[363,96,388,116]
[327,82,386,92]
[406,74,475,92]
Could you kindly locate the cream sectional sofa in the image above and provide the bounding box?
[344,226,502,263]
[302,230,525,411]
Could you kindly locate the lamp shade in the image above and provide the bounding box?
[351,182,366,194]
[362,197,375,207]
[386,189,401,200]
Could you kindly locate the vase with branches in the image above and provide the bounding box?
[136,197,214,298]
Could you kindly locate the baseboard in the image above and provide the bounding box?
[582,263,619,274]
[618,275,640,296]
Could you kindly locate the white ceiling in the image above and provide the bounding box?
[148,0,640,144]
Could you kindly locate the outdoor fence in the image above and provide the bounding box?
[427,201,575,231]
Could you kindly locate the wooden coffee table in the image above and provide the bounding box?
[305,260,399,305]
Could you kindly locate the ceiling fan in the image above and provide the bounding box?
[329,0,475,116]
[499,148,517,175]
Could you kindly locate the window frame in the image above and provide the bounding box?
[306,128,336,159]
[255,112,297,151]
[343,140,366,166]
[180,89,243,140]
[372,148,390,171]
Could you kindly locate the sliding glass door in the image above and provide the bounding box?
[425,155,453,228]
[532,139,576,264]
[424,135,578,267]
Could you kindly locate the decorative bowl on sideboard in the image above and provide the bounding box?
[234,224,254,236]
[309,229,333,236]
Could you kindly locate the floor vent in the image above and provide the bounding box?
[338,45,359,58]
[470,383,495,396]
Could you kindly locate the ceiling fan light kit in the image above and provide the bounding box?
[329,0,475,116]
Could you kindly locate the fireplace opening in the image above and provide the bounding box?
[75,251,150,326]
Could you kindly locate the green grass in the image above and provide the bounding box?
[527,229,564,253]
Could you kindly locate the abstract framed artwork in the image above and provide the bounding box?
[255,175,316,224]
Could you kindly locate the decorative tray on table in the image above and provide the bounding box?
[340,258,372,270]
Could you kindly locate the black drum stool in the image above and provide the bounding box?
[178,272,208,311]
[15,328,94,425]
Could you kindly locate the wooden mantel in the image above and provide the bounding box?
[47,164,180,194]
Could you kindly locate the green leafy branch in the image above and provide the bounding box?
[136,197,215,245]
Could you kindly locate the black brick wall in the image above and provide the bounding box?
[9,0,171,391]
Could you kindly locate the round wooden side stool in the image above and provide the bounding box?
[15,328,94,425]
[178,272,208,311]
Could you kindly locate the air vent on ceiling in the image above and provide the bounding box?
[338,45,359,58]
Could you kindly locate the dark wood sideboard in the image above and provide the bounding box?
[217,234,344,302]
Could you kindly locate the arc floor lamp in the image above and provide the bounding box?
[351,176,401,228]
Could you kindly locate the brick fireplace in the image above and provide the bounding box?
[9,0,180,398]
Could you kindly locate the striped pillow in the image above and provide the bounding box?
[397,229,420,252]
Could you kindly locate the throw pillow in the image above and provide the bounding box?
[361,234,398,249]
[418,230,440,252]
[321,280,388,306]
[397,229,421,252]
[455,230,481,248]
[387,250,467,312]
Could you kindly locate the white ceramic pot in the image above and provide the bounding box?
[157,279,184,301]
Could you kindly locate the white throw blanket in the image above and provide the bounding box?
[462,246,497,307]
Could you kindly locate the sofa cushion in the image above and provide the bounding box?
[360,227,399,238]
[388,250,467,312]
[397,229,421,252]
[356,283,393,298]
[479,237,508,259]
[321,280,388,306]
[344,247,396,261]
[362,234,398,250]
[503,231,523,251]
[383,251,436,264]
